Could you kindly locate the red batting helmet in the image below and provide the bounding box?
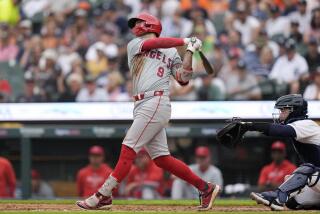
[128,12,162,37]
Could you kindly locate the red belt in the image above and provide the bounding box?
[133,90,164,101]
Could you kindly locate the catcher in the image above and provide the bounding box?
[217,94,320,211]
[76,12,220,211]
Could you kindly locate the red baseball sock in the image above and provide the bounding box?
[154,155,208,192]
[111,145,136,182]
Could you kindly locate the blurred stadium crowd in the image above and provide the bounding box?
[1,0,320,102]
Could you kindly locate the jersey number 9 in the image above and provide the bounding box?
[157,67,164,77]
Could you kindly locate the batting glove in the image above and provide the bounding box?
[186,37,202,53]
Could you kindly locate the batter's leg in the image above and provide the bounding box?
[148,129,220,210]
[76,97,169,210]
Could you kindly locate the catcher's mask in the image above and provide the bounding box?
[273,94,308,124]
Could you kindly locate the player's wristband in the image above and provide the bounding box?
[183,38,191,45]
[186,47,196,53]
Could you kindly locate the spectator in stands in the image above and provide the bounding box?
[289,21,303,45]
[275,36,287,58]
[16,74,46,102]
[304,7,320,40]
[225,30,243,52]
[16,19,32,58]
[218,50,241,82]
[106,71,129,101]
[269,38,309,93]
[73,9,92,52]
[57,47,81,76]
[40,16,61,50]
[289,0,311,34]
[304,66,320,100]
[31,169,54,199]
[0,25,18,62]
[195,74,226,100]
[86,42,109,78]
[258,141,296,191]
[243,30,278,77]
[76,75,108,102]
[171,146,223,199]
[85,33,119,75]
[0,156,16,198]
[304,38,320,74]
[37,49,63,101]
[188,7,217,38]
[304,7,320,43]
[161,8,192,38]
[259,46,275,78]
[266,5,290,38]
[77,146,112,198]
[231,2,260,45]
[58,73,83,102]
[125,150,163,199]
[225,60,261,100]
[19,35,43,70]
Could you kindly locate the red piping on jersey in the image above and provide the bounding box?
[141,38,184,51]
[132,95,162,148]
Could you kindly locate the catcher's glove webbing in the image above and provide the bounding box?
[216,120,248,149]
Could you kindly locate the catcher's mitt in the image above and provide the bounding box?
[216,121,248,149]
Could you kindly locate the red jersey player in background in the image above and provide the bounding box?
[77,146,113,197]
[258,141,296,191]
[0,156,16,198]
[125,149,163,199]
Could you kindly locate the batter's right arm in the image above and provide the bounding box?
[141,37,191,51]
[172,38,202,85]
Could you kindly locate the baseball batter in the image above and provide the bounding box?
[76,12,220,211]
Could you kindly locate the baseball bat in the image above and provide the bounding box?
[199,51,215,75]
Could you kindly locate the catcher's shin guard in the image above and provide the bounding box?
[277,163,320,204]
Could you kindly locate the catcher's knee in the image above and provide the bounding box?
[278,163,317,194]
[294,163,320,187]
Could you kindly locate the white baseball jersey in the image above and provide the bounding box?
[122,37,189,159]
[127,37,183,95]
[287,119,320,207]
[288,119,320,167]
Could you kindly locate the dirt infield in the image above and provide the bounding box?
[0,203,270,212]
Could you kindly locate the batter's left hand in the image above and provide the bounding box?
[186,37,202,53]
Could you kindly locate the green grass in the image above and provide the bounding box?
[0,199,316,214]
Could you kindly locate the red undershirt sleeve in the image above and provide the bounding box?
[141,38,185,51]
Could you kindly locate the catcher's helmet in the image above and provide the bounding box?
[128,12,162,37]
[274,94,308,124]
